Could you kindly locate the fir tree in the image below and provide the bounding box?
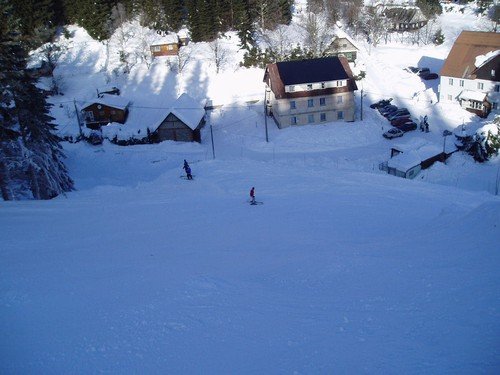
[416,0,442,18]
[0,1,73,200]
[10,0,58,47]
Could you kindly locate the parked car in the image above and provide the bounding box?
[379,105,398,116]
[396,121,418,132]
[370,98,393,109]
[391,116,413,126]
[383,127,404,139]
[421,72,439,80]
[387,109,410,121]
[417,68,430,76]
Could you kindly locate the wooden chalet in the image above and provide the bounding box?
[81,95,130,130]
[150,32,181,57]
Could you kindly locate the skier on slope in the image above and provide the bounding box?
[185,165,193,180]
[250,187,256,204]
[183,160,193,180]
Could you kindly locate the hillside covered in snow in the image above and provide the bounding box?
[1,1,500,373]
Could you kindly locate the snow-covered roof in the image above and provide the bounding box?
[387,151,421,171]
[177,27,189,39]
[391,139,448,164]
[332,30,359,51]
[150,32,179,46]
[170,93,206,130]
[458,90,487,102]
[82,95,130,110]
[474,50,500,68]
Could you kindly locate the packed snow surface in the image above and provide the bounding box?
[2,2,500,373]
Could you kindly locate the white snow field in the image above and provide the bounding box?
[2,2,500,374]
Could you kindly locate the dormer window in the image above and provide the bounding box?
[492,70,496,77]
[336,80,343,87]
[321,82,326,89]
[289,85,295,92]
[307,84,313,90]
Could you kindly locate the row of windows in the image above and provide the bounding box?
[288,81,344,92]
[448,78,499,91]
[290,111,344,125]
[290,96,343,110]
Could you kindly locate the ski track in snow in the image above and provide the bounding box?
[2,3,500,373]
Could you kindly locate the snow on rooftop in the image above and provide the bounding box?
[149,31,179,46]
[82,94,130,110]
[387,150,421,170]
[474,49,500,68]
[100,94,206,141]
[458,90,487,102]
[171,93,206,131]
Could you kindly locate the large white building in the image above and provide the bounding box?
[263,57,358,128]
[439,31,500,118]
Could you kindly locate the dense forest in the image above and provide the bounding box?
[8,0,294,47]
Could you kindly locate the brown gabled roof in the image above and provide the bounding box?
[440,31,500,79]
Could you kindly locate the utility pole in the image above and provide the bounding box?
[360,88,364,121]
[210,123,216,159]
[264,88,269,142]
[74,99,83,137]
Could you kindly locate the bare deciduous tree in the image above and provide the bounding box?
[110,3,132,73]
[299,12,332,57]
[209,37,230,74]
[177,47,193,73]
[257,25,293,61]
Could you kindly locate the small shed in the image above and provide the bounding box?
[387,151,422,179]
[150,32,181,57]
[81,95,130,130]
[152,94,206,142]
[177,28,190,46]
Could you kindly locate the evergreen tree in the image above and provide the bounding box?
[0,0,73,200]
[416,0,442,18]
[161,0,185,31]
[64,0,116,40]
[10,0,58,47]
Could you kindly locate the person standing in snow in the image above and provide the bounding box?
[183,160,193,180]
[185,165,193,180]
[250,187,256,204]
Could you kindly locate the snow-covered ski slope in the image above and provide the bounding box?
[1,153,499,373]
[2,2,500,373]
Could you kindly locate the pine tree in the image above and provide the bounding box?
[416,0,442,18]
[0,1,73,200]
[10,0,58,47]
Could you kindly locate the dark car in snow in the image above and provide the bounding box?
[417,68,430,76]
[420,72,439,80]
[370,98,393,109]
[379,105,398,116]
[391,116,413,126]
[387,109,410,121]
[395,121,417,132]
